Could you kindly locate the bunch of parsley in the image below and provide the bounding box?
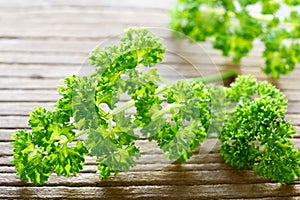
[11,28,300,184]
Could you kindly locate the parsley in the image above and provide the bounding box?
[170,0,300,78]
[220,75,300,183]
[11,28,300,184]
[11,28,211,184]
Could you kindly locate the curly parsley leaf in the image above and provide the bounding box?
[220,75,300,183]
[11,106,88,184]
[137,80,211,162]
[170,0,300,78]
[11,28,166,183]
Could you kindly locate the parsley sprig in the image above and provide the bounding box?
[170,0,300,78]
[11,28,211,183]
[220,75,300,183]
[11,28,300,184]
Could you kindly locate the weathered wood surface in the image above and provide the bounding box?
[0,0,300,199]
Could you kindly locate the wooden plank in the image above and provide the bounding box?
[0,152,225,167]
[0,38,271,58]
[0,65,221,80]
[0,90,59,102]
[0,38,218,53]
[0,51,263,65]
[0,159,236,173]
[0,8,168,24]
[0,102,54,115]
[0,164,235,175]
[0,37,293,67]
[0,130,18,141]
[0,64,80,78]
[0,62,241,78]
[0,0,173,10]
[0,38,263,56]
[0,78,62,89]
[0,26,174,40]
[0,25,169,39]
[285,92,300,102]
[0,51,298,81]
[0,170,272,186]
[1,64,300,85]
[0,52,85,65]
[0,39,95,54]
[0,184,299,199]
[287,103,300,114]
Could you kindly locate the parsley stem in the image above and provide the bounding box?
[187,70,238,83]
[109,100,135,117]
[151,103,183,121]
[109,70,237,117]
[97,107,107,117]
[60,130,87,145]
[109,85,169,117]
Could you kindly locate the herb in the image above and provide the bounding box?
[11,28,211,184]
[11,28,299,185]
[220,75,300,183]
[170,0,300,78]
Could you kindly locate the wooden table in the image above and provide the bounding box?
[0,0,300,199]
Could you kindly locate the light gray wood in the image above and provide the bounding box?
[0,102,54,115]
[0,9,168,26]
[0,51,268,65]
[0,64,300,83]
[0,0,173,9]
[0,38,265,56]
[0,64,80,78]
[0,90,59,102]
